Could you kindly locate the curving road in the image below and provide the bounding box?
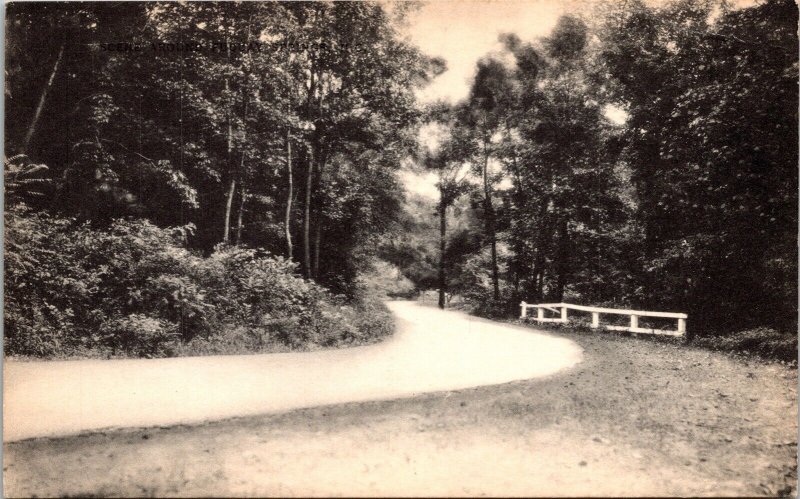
[3,301,582,442]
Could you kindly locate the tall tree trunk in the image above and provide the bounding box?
[642,182,658,309]
[222,44,234,244]
[233,104,249,247]
[233,19,256,249]
[302,145,314,278]
[529,196,549,300]
[438,198,447,309]
[313,215,322,279]
[23,43,64,153]
[301,61,318,279]
[536,267,546,300]
[509,141,524,297]
[223,178,236,244]
[535,217,554,301]
[235,187,246,245]
[284,130,293,260]
[311,154,326,279]
[482,143,500,301]
[489,221,499,299]
[554,218,569,302]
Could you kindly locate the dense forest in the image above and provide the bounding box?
[4,0,797,359]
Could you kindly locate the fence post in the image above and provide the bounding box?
[678,318,686,336]
[630,314,639,330]
[537,307,544,322]
[520,301,527,319]
[591,312,599,329]
[561,306,568,323]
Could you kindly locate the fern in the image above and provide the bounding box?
[5,154,52,203]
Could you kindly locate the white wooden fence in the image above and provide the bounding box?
[520,302,687,337]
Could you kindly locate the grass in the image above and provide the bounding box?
[521,317,797,365]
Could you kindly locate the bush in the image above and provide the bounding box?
[175,295,394,356]
[693,327,797,363]
[357,260,416,299]
[4,206,98,356]
[4,207,395,358]
[100,314,179,358]
[454,249,519,318]
[469,298,511,319]
[4,209,209,357]
[348,288,396,343]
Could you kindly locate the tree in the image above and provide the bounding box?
[5,1,443,299]
[598,0,798,331]
[274,2,438,278]
[5,2,107,156]
[421,104,473,308]
[457,58,516,300]
[477,17,631,310]
[377,194,440,292]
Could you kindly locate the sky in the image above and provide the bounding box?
[406,0,571,105]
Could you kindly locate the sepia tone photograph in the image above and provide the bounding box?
[2,0,797,496]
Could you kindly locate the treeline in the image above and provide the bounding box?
[4,2,439,357]
[383,0,797,347]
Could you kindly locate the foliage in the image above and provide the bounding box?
[100,314,180,358]
[411,13,635,315]
[693,327,797,363]
[596,0,798,331]
[5,1,436,289]
[356,260,416,299]
[4,155,52,207]
[417,104,476,307]
[4,207,394,358]
[4,205,98,356]
[4,1,436,358]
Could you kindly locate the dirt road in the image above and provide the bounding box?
[4,301,581,441]
[4,303,796,496]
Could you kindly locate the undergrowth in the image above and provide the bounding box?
[5,206,394,359]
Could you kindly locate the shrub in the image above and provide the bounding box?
[100,314,179,358]
[469,298,511,319]
[455,249,518,318]
[357,260,416,299]
[4,207,395,358]
[344,287,395,345]
[89,219,215,340]
[4,205,98,356]
[693,327,797,363]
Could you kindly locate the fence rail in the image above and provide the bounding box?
[520,302,687,337]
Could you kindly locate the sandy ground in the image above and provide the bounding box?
[3,302,581,441]
[4,304,797,497]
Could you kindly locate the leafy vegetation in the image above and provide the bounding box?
[693,328,798,363]
[5,204,394,358]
